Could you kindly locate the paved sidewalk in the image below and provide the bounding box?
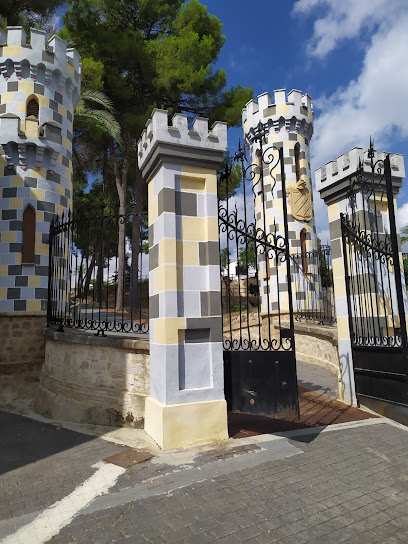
[1,407,407,544]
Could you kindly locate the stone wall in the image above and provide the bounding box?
[34,328,150,428]
[0,313,46,373]
[278,319,343,398]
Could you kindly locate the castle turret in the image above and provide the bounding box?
[0,27,80,373]
[242,89,318,320]
[0,27,81,313]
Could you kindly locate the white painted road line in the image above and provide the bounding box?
[1,461,125,544]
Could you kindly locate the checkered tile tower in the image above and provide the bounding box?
[316,148,406,404]
[0,27,81,313]
[242,90,319,320]
[138,109,228,449]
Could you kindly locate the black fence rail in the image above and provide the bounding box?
[292,245,336,326]
[47,206,149,335]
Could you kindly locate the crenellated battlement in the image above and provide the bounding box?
[315,147,405,194]
[242,89,314,141]
[137,109,227,173]
[0,27,81,106]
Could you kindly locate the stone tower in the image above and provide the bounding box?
[0,27,80,372]
[242,89,318,320]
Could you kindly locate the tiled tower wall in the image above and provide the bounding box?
[242,89,319,317]
[0,27,81,313]
[316,147,406,404]
[138,109,229,449]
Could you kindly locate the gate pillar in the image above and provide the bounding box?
[137,110,228,449]
[316,147,406,405]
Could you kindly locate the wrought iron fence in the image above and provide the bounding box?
[292,245,337,325]
[47,205,149,335]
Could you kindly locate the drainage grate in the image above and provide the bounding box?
[104,449,153,468]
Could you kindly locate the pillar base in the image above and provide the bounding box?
[144,396,228,450]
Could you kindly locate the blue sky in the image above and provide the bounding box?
[56,0,408,242]
[202,0,408,242]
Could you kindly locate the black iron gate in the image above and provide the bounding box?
[218,125,299,417]
[341,141,408,406]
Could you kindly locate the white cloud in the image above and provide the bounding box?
[293,0,405,59]
[397,201,408,230]
[309,7,408,171]
[292,0,408,239]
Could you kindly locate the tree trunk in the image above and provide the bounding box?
[84,254,95,297]
[112,143,130,312]
[130,166,143,314]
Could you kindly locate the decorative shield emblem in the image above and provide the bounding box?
[286,183,313,222]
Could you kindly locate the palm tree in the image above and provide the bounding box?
[75,90,121,145]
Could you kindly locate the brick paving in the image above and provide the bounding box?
[44,422,408,544]
[228,386,378,438]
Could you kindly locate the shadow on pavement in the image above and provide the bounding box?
[0,410,93,475]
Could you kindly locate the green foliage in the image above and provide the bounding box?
[403,255,408,287]
[401,225,408,246]
[217,151,242,201]
[0,0,64,28]
[220,247,230,269]
[317,237,333,288]
[238,238,257,271]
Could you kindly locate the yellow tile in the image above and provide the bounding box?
[297,135,305,144]
[0,288,6,300]
[181,175,206,193]
[3,45,22,56]
[332,259,345,280]
[29,168,45,178]
[37,243,49,256]
[18,102,25,113]
[1,231,16,243]
[336,317,350,340]
[55,204,63,215]
[149,196,158,224]
[58,105,67,117]
[66,61,75,76]
[15,254,21,265]
[56,184,65,195]
[25,119,38,137]
[19,81,34,93]
[30,188,44,200]
[10,176,24,187]
[9,198,22,209]
[28,276,41,287]
[35,211,44,222]
[62,136,71,149]
[0,265,8,276]
[327,202,339,223]
[283,141,293,149]
[159,239,177,265]
[154,264,180,291]
[27,299,41,311]
[176,241,198,266]
[1,93,13,104]
[182,165,217,194]
[57,154,63,164]
[308,110,314,120]
[153,317,186,344]
[181,216,218,242]
[38,95,49,107]
[275,104,288,115]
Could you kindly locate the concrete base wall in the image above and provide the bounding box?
[0,313,46,373]
[33,328,150,428]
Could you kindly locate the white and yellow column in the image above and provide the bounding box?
[137,110,228,449]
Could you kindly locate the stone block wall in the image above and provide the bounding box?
[0,313,45,372]
[34,329,150,427]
